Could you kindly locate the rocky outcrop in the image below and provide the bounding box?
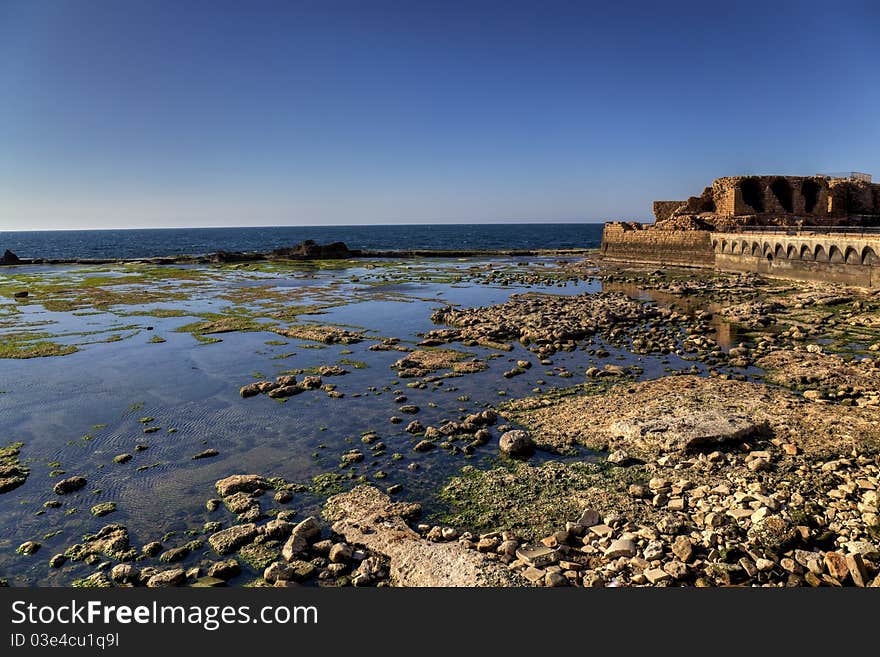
[323,486,526,587]
[0,443,28,494]
[0,250,21,265]
[428,291,663,356]
[272,240,361,259]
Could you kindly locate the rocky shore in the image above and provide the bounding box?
[4,253,880,588]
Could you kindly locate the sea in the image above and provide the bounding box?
[0,223,605,260]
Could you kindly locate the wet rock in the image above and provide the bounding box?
[17,541,40,555]
[268,385,301,398]
[329,542,353,563]
[223,491,259,515]
[146,568,186,588]
[110,563,140,584]
[159,546,191,563]
[499,430,534,457]
[53,476,87,495]
[215,474,267,497]
[239,383,262,398]
[142,541,163,557]
[67,525,137,563]
[405,420,424,434]
[301,376,323,390]
[208,524,258,555]
[73,573,112,588]
[49,554,67,568]
[274,490,294,504]
[290,516,322,544]
[90,502,117,517]
[205,560,239,580]
[263,519,293,540]
[413,440,435,452]
[263,561,298,584]
[192,449,219,460]
[113,453,132,464]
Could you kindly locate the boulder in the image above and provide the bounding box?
[499,430,535,457]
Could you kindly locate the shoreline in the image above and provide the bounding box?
[0,246,598,268]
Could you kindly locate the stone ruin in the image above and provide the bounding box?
[652,174,880,231]
[601,173,880,287]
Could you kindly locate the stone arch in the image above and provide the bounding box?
[814,245,828,261]
[800,244,813,261]
[829,245,844,263]
[845,246,860,264]
[770,177,794,213]
[720,239,728,253]
[763,241,772,256]
[801,178,822,213]
[731,241,742,254]
[712,239,719,251]
[774,243,786,259]
[740,177,765,213]
[786,244,798,260]
[751,242,761,256]
[862,246,879,265]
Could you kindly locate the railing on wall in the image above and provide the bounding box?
[727,225,880,236]
[818,171,873,183]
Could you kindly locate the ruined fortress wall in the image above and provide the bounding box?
[652,201,685,222]
[601,223,880,287]
[601,223,715,267]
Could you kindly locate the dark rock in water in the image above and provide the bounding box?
[272,240,361,259]
[53,476,87,495]
[1,250,21,265]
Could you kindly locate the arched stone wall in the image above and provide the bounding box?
[711,231,880,287]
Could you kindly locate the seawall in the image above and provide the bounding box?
[600,223,715,268]
[600,222,880,288]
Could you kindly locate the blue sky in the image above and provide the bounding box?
[0,0,878,230]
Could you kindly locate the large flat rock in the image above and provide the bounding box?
[502,375,880,458]
[323,486,526,587]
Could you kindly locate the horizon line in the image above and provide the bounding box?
[0,219,647,233]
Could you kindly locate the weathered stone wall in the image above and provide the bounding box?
[662,175,880,227]
[601,223,715,267]
[601,224,880,287]
[713,231,880,287]
[652,201,684,222]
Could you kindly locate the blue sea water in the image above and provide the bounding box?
[0,223,604,260]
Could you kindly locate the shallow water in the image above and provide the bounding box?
[0,256,748,585]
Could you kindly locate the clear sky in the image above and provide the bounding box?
[1,0,878,230]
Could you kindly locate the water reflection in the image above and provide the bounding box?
[602,282,744,350]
